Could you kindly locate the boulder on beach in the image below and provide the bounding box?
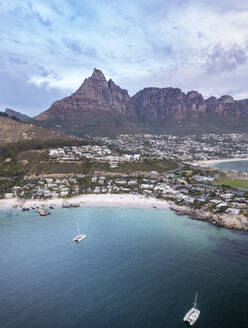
[71,203,80,208]
[62,202,72,208]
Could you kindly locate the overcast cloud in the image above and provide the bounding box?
[1,0,248,116]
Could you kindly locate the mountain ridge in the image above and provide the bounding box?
[5,108,31,121]
[32,68,248,136]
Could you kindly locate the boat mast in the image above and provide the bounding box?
[193,292,197,308]
[77,222,81,235]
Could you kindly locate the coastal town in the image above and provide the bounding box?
[1,133,248,230]
[92,133,248,161]
[4,169,248,219]
[48,144,141,168]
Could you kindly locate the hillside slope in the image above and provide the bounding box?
[0,116,71,144]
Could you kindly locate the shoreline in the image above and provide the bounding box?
[1,194,247,232]
[192,157,248,166]
[0,194,170,211]
[169,204,248,231]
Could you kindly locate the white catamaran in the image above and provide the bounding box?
[183,292,200,326]
[73,222,86,243]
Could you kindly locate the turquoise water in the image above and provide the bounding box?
[0,207,247,328]
[209,160,248,172]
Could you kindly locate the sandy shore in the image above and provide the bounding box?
[193,157,248,166]
[0,194,170,211]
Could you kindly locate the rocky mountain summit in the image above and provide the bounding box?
[37,69,132,118]
[34,69,138,136]
[33,68,248,136]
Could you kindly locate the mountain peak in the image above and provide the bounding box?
[78,68,108,90]
[91,68,107,82]
[218,95,234,103]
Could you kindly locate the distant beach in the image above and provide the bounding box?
[0,194,170,211]
[193,157,248,166]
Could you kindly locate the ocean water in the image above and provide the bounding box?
[0,207,247,328]
[209,160,248,173]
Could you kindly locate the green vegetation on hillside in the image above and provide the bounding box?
[110,159,178,173]
[214,179,248,189]
[0,153,178,177]
[0,139,99,160]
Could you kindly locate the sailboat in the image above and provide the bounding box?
[183,292,200,326]
[73,222,86,242]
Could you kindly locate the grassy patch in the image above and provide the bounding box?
[214,179,248,189]
[18,150,49,162]
[179,169,193,176]
[0,157,178,177]
[110,159,178,174]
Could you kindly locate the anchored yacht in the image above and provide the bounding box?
[73,222,86,243]
[183,292,200,326]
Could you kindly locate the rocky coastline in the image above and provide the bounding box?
[170,204,248,231]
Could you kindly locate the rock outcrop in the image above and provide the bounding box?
[169,204,248,231]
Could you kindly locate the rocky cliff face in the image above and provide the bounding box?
[33,68,248,136]
[132,88,248,121]
[36,69,133,121]
[132,88,206,120]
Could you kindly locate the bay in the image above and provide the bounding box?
[209,160,248,173]
[0,207,247,328]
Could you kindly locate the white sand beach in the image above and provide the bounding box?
[192,157,248,166]
[0,194,170,211]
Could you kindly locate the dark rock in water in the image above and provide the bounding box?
[22,207,30,211]
[37,208,51,216]
[39,209,51,216]
[71,203,80,208]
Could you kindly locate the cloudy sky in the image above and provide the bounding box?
[1,0,248,116]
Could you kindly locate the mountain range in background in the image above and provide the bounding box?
[28,68,248,136]
[5,108,30,121]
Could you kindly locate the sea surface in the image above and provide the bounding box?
[0,207,248,328]
[209,160,248,173]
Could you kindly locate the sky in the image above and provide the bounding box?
[1,0,248,116]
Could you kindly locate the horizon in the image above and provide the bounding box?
[1,1,248,116]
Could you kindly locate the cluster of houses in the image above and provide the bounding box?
[3,169,248,217]
[92,133,248,161]
[2,133,248,217]
[49,145,140,167]
[5,177,79,199]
